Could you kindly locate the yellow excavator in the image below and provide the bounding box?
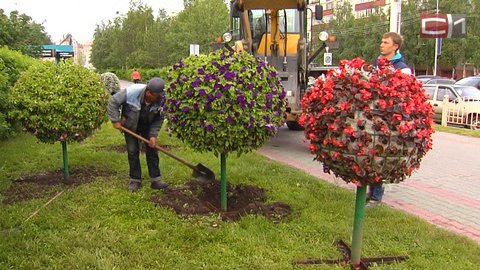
[221,0,332,130]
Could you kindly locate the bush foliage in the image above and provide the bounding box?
[0,47,35,139]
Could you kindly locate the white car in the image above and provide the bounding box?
[423,84,480,129]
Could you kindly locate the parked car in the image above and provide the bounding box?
[422,84,480,129]
[455,76,480,90]
[416,75,455,85]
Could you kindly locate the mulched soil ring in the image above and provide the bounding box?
[95,144,175,153]
[151,180,292,222]
[1,166,114,205]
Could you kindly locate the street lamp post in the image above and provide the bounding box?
[433,0,439,76]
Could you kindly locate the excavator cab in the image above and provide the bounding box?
[223,0,330,130]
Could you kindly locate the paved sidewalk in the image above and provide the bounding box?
[258,126,480,243]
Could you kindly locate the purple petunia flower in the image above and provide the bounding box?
[247,83,254,90]
[215,92,223,99]
[266,92,273,100]
[198,67,205,75]
[219,110,224,114]
[180,121,186,127]
[223,84,232,91]
[206,124,214,131]
[182,106,190,113]
[225,71,236,80]
[191,77,201,88]
[198,89,206,96]
[236,95,245,103]
[252,91,258,97]
[208,94,215,101]
[264,116,271,123]
[205,102,211,110]
[214,83,222,90]
[266,101,273,108]
[193,103,199,111]
[240,66,247,73]
[185,91,193,97]
[226,115,233,124]
[265,124,275,131]
[249,101,255,107]
[175,100,182,108]
[170,83,176,89]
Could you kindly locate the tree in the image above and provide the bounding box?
[0,9,51,57]
[163,0,229,64]
[9,60,109,179]
[164,50,286,210]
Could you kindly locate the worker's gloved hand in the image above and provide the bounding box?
[148,137,157,148]
[112,122,122,130]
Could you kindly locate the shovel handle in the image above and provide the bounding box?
[120,126,197,170]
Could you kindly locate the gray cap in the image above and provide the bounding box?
[146,77,165,94]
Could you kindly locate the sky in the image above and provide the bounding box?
[1,0,185,43]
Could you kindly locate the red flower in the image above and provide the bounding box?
[300,57,434,186]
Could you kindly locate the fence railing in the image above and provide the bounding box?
[441,96,480,130]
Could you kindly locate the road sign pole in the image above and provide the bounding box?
[433,0,439,76]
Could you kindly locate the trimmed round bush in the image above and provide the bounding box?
[9,61,109,143]
[300,57,434,186]
[100,72,121,95]
[164,50,287,156]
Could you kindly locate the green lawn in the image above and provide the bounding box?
[0,124,479,269]
[434,124,480,138]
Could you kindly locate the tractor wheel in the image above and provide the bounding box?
[286,121,304,131]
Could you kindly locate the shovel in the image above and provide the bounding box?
[120,126,215,182]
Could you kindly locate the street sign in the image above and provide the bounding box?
[324,52,333,66]
[41,49,53,57]
[190,44,199,56]
[55,51,74,58]
[420,14,466,38]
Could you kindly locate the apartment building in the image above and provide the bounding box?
[308,0,403,22]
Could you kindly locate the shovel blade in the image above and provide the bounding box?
[192,163,216,181]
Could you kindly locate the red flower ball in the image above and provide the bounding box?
[299,57,434,186]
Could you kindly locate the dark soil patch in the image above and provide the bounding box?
[1,166,114,205]
[151,180,292,222]
[96,144,175,153]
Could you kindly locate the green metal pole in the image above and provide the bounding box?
[351,185,367,266]
[220,153,227,211]
[62,141,69,181]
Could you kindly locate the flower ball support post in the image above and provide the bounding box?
[295,58,434,269]
[164,49,287,211]
[9,60,109,181]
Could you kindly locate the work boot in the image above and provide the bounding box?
[128,180,142,192]
[366,200,381,208]
[151,180,169,189]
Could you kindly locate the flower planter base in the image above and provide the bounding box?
[294,239,409,269]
